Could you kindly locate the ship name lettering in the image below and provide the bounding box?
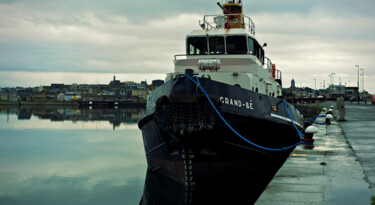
[219,97,253,110]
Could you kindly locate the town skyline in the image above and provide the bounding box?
[1,75,371,96]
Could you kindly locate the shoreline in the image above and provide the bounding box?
[0,101,146,107]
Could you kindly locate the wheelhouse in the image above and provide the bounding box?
[187,35,265,64]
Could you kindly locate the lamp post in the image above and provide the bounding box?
[329,74,332,85]
[313,79,316,97]
[361,68,365,103]
[356,65,359,105]
[328,75,332,97]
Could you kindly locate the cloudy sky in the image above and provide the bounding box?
[0,0,374,93]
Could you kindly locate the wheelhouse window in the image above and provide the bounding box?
[256,43,264,64]
[248,37,254,55]
[226,36,247,54]
[187,37,207,55]
[260,49,264,64]
[209,37,225,54]
[249,37,265,64]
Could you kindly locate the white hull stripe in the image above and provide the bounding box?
[270,113,303,129]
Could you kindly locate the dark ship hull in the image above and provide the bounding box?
[138,75,303,204]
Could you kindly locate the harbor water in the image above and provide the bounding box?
[0,107,147,205]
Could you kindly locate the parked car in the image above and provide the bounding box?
[372,95,375,105]
[349,96,358,102]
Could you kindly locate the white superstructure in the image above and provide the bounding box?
[165,0,283,97]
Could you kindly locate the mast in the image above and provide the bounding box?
[217,1,244,29]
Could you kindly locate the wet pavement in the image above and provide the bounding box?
[339,102,375,197]
[255,104,373,205]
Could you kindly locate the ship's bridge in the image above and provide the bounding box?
[182,29,265,66]
[169,0,282,96]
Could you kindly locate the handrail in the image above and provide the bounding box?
[202,14,255,36]
[264,57,273,70]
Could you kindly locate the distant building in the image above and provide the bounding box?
[33,91,56,101]
[345,86,359,98]
[141,80,148,86]
[17,90,32,101]
[57,93,65,101]
[0,89,8,101]
[109,75,121,87]
[291,79,296,89]
[51,84,65,89]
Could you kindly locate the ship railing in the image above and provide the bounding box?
[202,14,255,36]
[264,56,282,86]
[275,69,282,86]
[264,57,273,70]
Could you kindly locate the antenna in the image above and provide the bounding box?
[206,0,207,14]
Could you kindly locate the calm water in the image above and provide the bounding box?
[0,107,147,205]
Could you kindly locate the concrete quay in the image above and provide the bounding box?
[255,107,372,205]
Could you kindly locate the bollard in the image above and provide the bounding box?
[327,108,333,115]
[339,105,345,121]
[337,97,345,121]
[302,125,318,144]
[326,114,333,125]
[322,108,327,114]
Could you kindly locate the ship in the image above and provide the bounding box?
[138,1,305,204]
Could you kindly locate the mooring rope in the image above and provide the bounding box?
[183,74,303,151]
[305,115,328,125]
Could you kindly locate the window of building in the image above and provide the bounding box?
[209,37,225,54]
[187,37,207,55]
[226,36,247,54]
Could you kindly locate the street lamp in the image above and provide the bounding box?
[328,74,332,97]
[360,68,365,103]
[313,79,316,97]
[355,65,359,105]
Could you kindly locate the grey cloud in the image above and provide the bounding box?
[0,0,374,92]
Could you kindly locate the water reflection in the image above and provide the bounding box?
[0,106,147,205]
[0,107,145,130]
[140,168,261,205]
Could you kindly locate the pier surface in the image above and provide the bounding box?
[340,102,375,197]
[256,102,374,205]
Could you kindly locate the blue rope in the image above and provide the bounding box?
[314,122,328,125]
[305,114,327,125]
[306,115,326,122]
[184,75,302,151]
[282,100,304,139]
